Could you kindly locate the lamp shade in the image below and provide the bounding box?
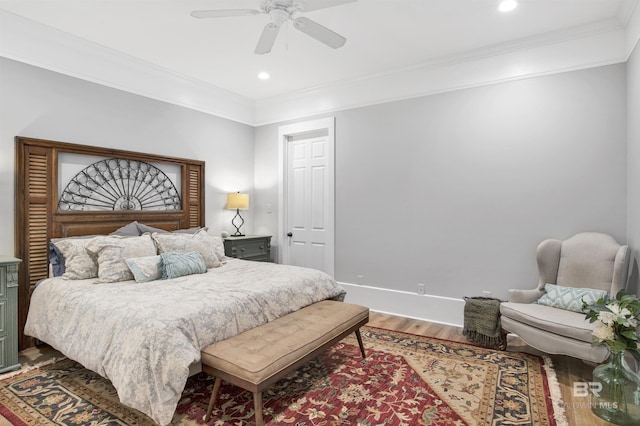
[226,192,249,210]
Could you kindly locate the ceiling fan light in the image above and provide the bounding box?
[498,0,518,13]
[258,72,270,80]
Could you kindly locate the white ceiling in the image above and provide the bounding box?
[0,0,638,102]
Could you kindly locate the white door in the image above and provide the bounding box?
[279,118,335,277]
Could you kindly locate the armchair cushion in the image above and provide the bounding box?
[501,302,597,343]
[536,284,608,313]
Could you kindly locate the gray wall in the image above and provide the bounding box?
[0,58,255,255]
[1,56,631,303]
[628,43,640,296]
[255,64,628,300]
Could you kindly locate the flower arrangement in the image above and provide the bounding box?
[583,290,640,362]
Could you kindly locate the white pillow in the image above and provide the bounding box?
[51,237,98,280]
[151,232,221,269]
[86,235,157,283]
[126,255,162,283]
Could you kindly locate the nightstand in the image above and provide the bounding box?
[0,256,21,373]
[223,235,271,262]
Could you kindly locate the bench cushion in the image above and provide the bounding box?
[201,300,369,385]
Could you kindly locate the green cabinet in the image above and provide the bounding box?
[0,256,21,373]
[223,236,271,262]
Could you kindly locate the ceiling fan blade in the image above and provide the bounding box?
[297,0,357,13]
[190,9,261,19]
[255,23,281,54]
[293,17,346,49]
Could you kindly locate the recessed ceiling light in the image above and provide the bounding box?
[498,0,517,12]
[257,72,270,80]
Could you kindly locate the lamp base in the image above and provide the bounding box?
[231,209,245,238]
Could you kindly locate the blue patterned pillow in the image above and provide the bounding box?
[537,284,608,312]
[160,252,207,279]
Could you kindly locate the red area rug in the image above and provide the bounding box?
[0,326,565,425]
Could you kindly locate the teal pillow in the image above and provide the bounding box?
[161,252,207,279]
[537,283,608,312]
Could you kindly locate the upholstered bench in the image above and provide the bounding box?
[201,300,369,426]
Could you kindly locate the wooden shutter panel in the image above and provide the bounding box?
[187,164,204,228]
[16,143,52,350]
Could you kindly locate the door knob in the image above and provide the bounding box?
[287,232,293,237]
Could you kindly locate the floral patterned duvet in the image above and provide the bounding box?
[24,259,346,425]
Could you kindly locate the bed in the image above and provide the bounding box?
[15,137,345,425]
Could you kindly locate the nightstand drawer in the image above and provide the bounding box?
[224,236,271,262]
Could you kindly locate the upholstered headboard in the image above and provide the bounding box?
[14,136,205,349]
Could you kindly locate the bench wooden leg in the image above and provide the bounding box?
[355,329,366,358]
[253,391,264,426]
[204,377,222,422]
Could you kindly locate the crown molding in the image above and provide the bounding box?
[1,5,638,127]
[0,10,255,125]
[254,26,628,125]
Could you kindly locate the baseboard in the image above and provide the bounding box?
[338,282,465,328]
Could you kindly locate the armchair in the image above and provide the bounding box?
[500,232,631,363]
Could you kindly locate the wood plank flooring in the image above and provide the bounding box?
[12,311,609,425]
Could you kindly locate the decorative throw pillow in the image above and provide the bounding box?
[51,237,99,280]
[537,283,608,312]
[161,252,207,279]
[110,221,142,237]
[126,255,163,283]
[137,223,169,235]
[193,229,226,261]
[86,234,157,283]
[49,241,66,277]
[173,226,208,234]
[137,222,208,235]
[152,232,221,268]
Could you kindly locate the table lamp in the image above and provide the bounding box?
[226,192,249,236]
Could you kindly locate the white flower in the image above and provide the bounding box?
[607,303,631,318]
[597,311,618,325]
[607,302,620,313]
[592,321,615,341]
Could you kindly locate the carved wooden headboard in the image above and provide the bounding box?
[14,137,205,349]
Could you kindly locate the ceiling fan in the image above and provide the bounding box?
[191,0,356,54]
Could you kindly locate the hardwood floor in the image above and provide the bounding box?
[12,311,609,425]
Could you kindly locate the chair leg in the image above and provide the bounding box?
[355,329,366,358]
[204,377,222,422]
[253,391,264,426]
[499,329,508,351]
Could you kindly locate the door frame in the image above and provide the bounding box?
[278,117,335,276]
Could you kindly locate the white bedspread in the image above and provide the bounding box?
[24,259,345,425]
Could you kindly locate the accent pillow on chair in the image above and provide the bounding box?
[536,284,608,313]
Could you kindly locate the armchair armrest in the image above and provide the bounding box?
[507,286,544,304]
